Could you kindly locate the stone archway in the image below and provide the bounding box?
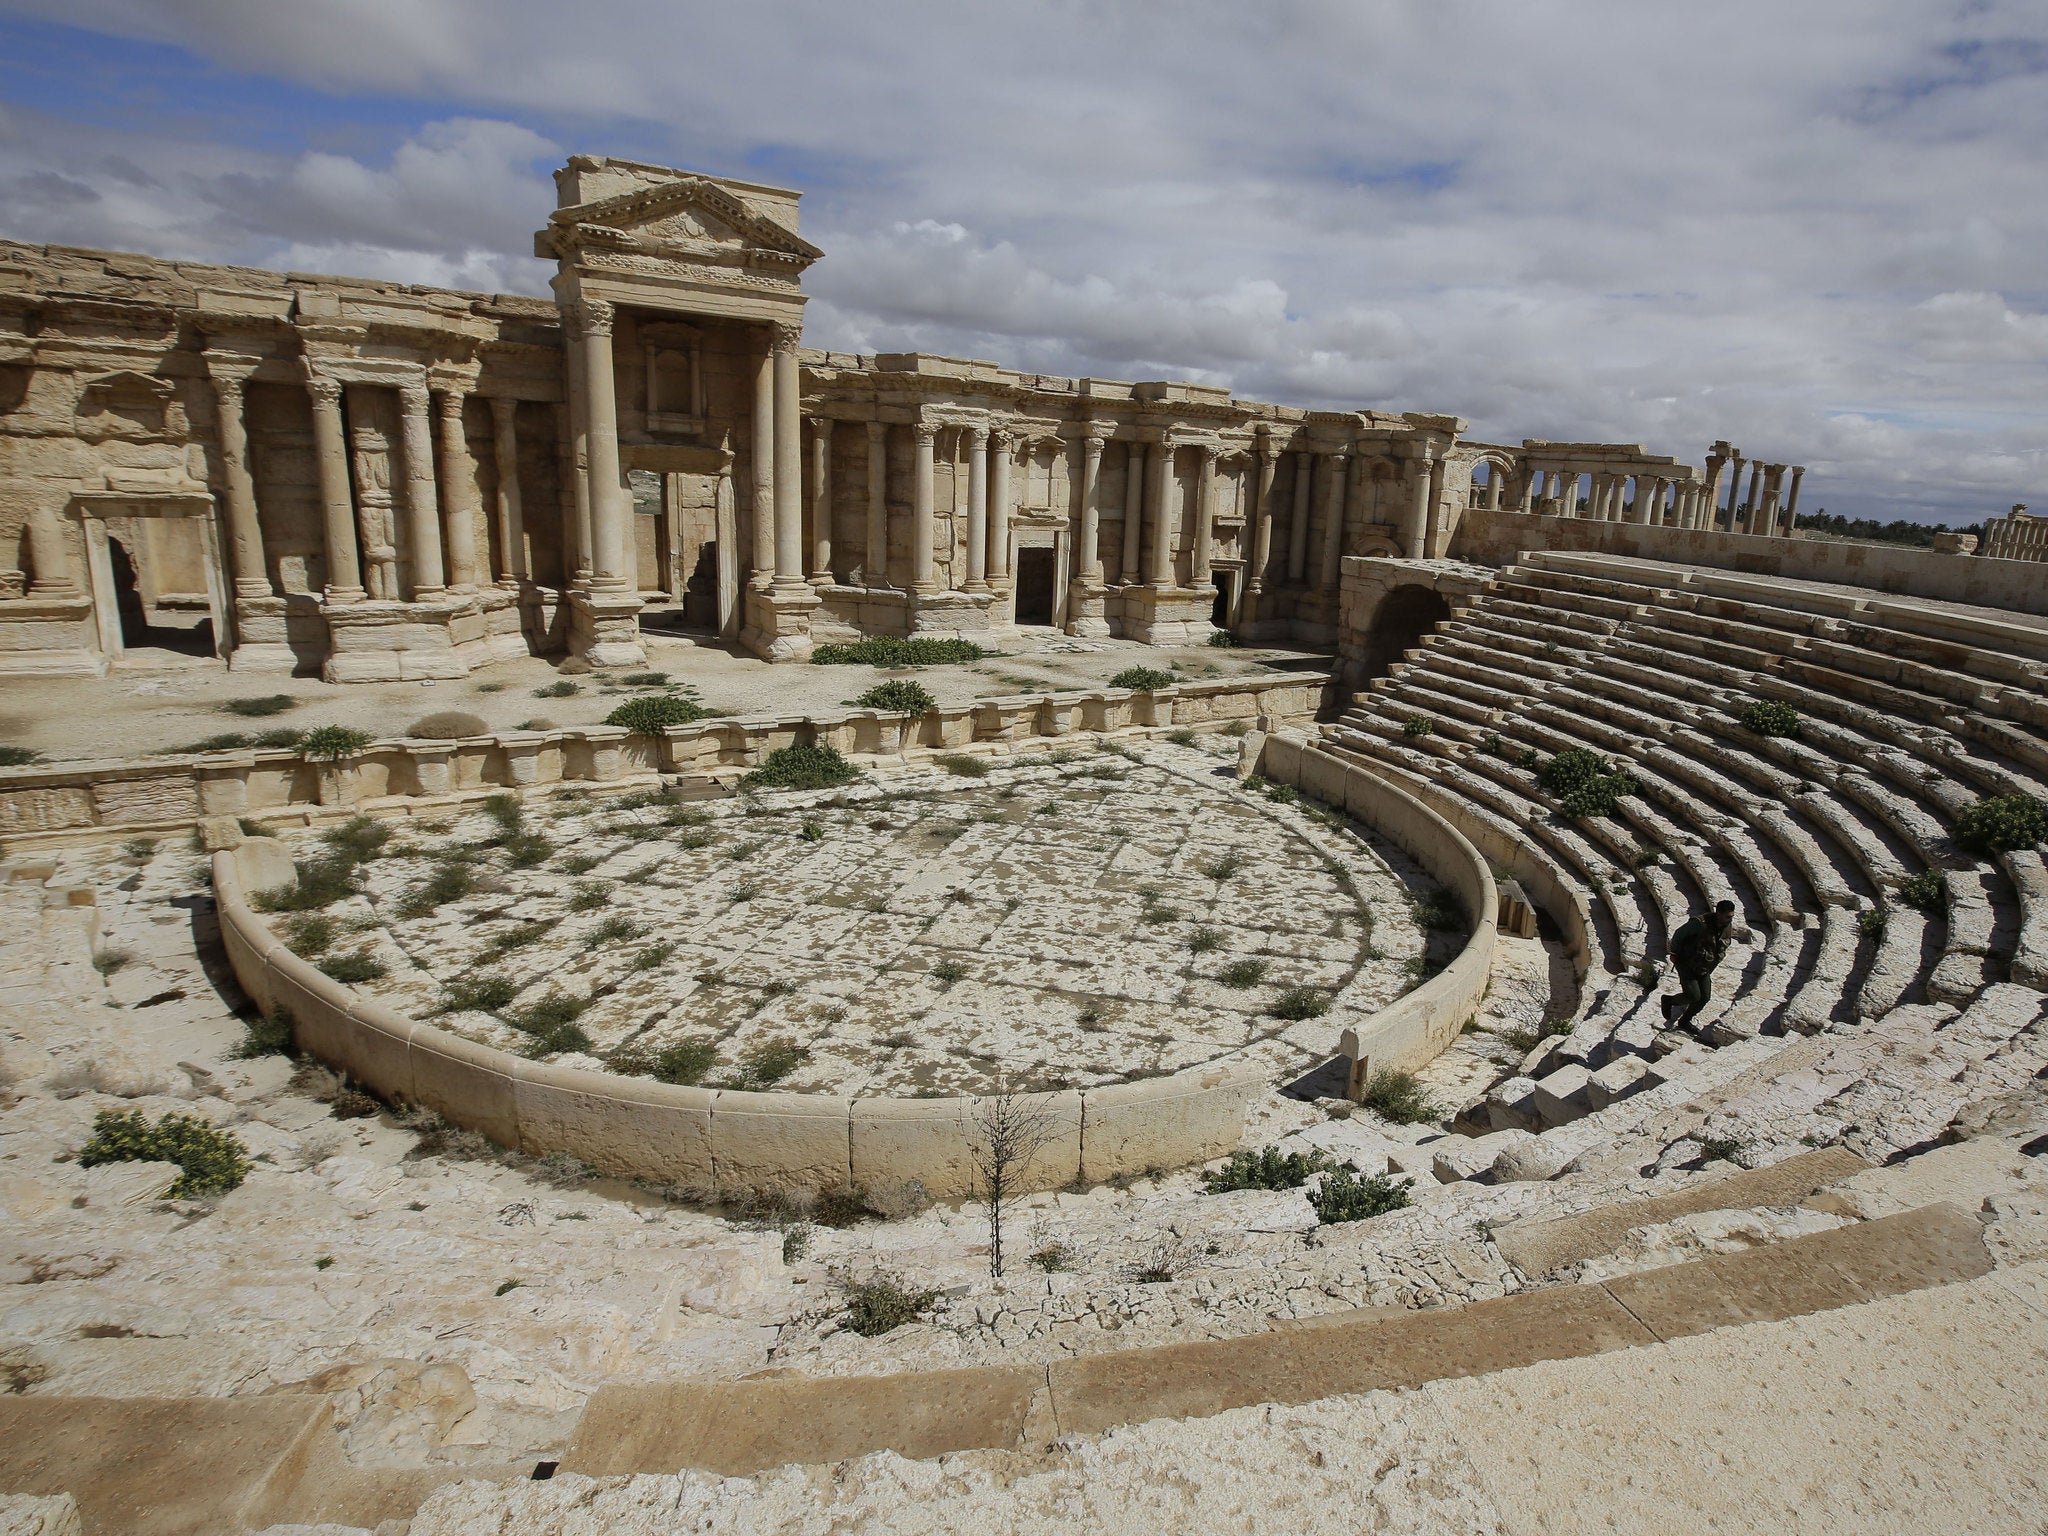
[1356,582,1452,683]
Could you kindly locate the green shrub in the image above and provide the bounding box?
[810,637,988,666]
[622,670,669,686]
[742,742,860,791]
[1268,986,1330,1021]
[1110,665,1175,692]
[481,793,522,832]
[317,951,386,984]
[322,815,392,864]
[0,746,40,767]
[1202,1145,1330,1193]
[586,913,644,946]
[1412,886,1468,932]
[1218,957,1268,989]
[79,1109,251,1199]
[1308,1167,1413,1225]
[407,710,488,739]
[654,1039,718,1085]
[1202,851,1247,881]
[933,753,989,778]
[1737,699,1803,738]
[840,1270,941,1335]
[507,990,592,1055]
[222,694,296,718]
[1187,927,1223,954]
[605,693,710,733]
[1262,782,1298,805]
[1857,905,1889,941]
[631,940,677,972]
[394,861,474,918]
[503,831,553,868]
[1360,1067,1439,1124]
[1898,869,1947,912]
[1206,630,1238,648]
[236,1009,297,1059]
[856,679,937,717]
[442,974,519,1014]
[729,1038,809,1088]
[533,679,581,698]
[298,725,374,762]
[1536,747,1638,820]
[1401,714,1437,738]
[567,880,613,913]
[282,913,334,956]
[1954,793,2048,856]
[930,957,969,987]
[250,856,358,912]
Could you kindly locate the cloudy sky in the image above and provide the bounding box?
[0,0,2042,524]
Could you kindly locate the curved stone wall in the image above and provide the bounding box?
[212,731,1497,1195]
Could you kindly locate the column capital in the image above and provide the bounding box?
[1081,430,1104,454]
[968,423,989,448]
[770,320,803,356]
[1198,443,1221,466]
[399,379,431,414]
[575,298,616,336]
[435,386,468,422]
[913,419,939,444]
[989,424,1014,449]
[807,414,835,436]
[210,371,248,407]
[489,394,518,426]
[305,375,344,408]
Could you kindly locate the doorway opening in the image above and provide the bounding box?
[1014,547,1056,626]
[1210,570,1235,630]
[106,526,217,662]
[1359,583,1451,681]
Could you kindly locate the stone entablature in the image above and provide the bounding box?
[1456,436,1807,538]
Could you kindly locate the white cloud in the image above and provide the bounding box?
[0,0,2042,521]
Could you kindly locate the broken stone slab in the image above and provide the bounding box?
[1431,1129,1537,1184]
[1532,1063,1594,1127]
[1485,1076,1541,1134]
[193,815,245,853]
[1585,1056,1661,1111]
[1275,1118,1397,1176]
[1491,1133,1578,1183]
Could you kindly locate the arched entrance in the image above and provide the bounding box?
[1359,583,1451,681]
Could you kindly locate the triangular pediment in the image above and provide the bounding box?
[547,177,822,267]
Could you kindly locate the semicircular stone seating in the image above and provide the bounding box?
[1325,548,2048,1166]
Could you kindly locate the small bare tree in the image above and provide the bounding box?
[968,1077,1055,1279]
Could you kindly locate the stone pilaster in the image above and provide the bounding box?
[911,420,939,593]
[397,379,447,600]
[306,376,365,603]
[489,396,526,586]
[1287,450,1314,581]
[435,383,482,591]
[988,424,1013,588]
[808,415,834,586]
[1242,434,1278,628]
[964,423,990,593]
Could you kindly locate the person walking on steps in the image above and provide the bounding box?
[1662,899,1736,1030]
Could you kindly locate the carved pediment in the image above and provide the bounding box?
[540,176,822,276]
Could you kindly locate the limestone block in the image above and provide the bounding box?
[515,1064,714,1187]
[1585,1056,1661,1110]
[1491,1133,1578,1184]
[193,815,244,853]
[850,1095,975,1200]
[1485,1075,1542,1133]
[1080,1069,1253,1184]
[1532,1063,1594,1127]
[1235,729,1266,781]
[0,1491,83,1536]
[0,785,95,835]
[1274,1117,1396,1174]
[1432,1129,1536,1184]
[90,773,200,826]
[1385,1138,1444,1180]
[709,1089,855,1194]
[230,837,296,897]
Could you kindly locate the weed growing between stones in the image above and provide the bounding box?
[1898,869,1947,912]
[1218,957,1268,989]
[533,680,580,698]
[507,991,592,1056]
[236,1009,297,1059]
[317,951,386,984]
[79,1109,251,1198]
[1309,1167,1413,1224]
[439,974,519,1015]
[1110,665,1175,691]
[585,914,645,948]
[251,856,360,913]
[92,947,133,976]
[742,742,860,791]
[1128,1230,1202,1283]
[324,815,393,864]
[1263,782,1298,805]
[813,637,988,666]
[839,1270,942,1335]
[1955,792,2048,856]
[931,957,969,987]
[1737,699,1803,738]
[394,861,475,919]
[482,921,550,957]
[1360,1068,1439,1124]
[725,1039,809,1089]
[1268,986,1329,1021]
[631,941,676,972]
[1401,714,1437,738]
[1029,1241,1076,1272]
[1201,1145,1330,1193]
[567,880,613,913]
[0,745,40,766]
[934,753,990,778]
[221,694,296,717]
[1201,850,1247,881]
[1536,747,1640,820]
[1412,886,1468,931]
[1501,1016,1572,1054]
[1166,728,1197,746]
[1858,905,1889,940]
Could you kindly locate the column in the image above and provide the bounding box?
[25,504,76,595]
[435,386,481,591]
[559,307,593,586]
[1631,475,1655,525]
[489,396,526,585]
[1287,450,1314,581]
[1149,439,1175,587]
[964,424,990,592]
[1425,454,1447,555]
[305,377,364,603]
[1077,432,1104,583]
[989,425,1013,586]
[1724,455,1746,529]
[1192,444,1219,587]
[210,371,273,599]
[1244,439,1278,623]
[864,419,889,588]
[1519,465,1538,512]
[1317,450,1348,585]
[750,340,775,587]
[576,299,630,591]
[1402,447,1432,558]
[1120,441,1144,582]
[911,420,938,592]
[771,323,804,588]
[1742,461,1764,534]
[1785,466,1806,524]
[807,416,834,586]
[397,380,446,599]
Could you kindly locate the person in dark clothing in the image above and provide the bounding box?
[1661,899,1737,1029]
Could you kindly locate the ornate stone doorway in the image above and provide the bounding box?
[71,489,229,669]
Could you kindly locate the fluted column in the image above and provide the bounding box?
[865,419,889,588]
[807,416,834,586]
[750,340,775,587]
[209,371,273,599]
[1193,444,1219,587]
[25,504,76,596]
[911,420,938,592]
[964,423,990,592]
[1244,438,1278,625]
[1287,450,1314,581]
[1401,447,1432,558]
[575,299,630,592]
[989,426,1013,586]
[397,380,446,599]
[1148,440,1175,587]
[1317,449,1348,586]
[771,323,804,588]
[1119,441,1144,582]
[306,377,364,603]
[489,396,526,585]
[435,385,481,591]
[1077,432,1104,583]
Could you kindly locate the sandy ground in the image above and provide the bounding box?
[0,630,1328,766]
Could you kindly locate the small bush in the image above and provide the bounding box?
[1110,665,1175,692]
[1401,714,1437,738]
[330,1088,379,1119]
[1187,927,1223,954]
[840,1270,941,1335]
[1360,1067,1439,1124]
[1412,886,1468,932]
[236,1009,297,1059]
[507,990,591,1055]
[811,637,988,666]
[1207,630,1238,648]
[606,693,710,733]
[631,940,677,972]
[317,951,386,984]
[221,694,296,718]
[92,946,133,976]
[742,742,860,791]
[1263,782,1298,805]
[442,974,519,1015]
[322,815,392,864]
[1737,699,1803,738]
[1537,747,1638,820]
[484,920,551,956]
[79,1109,251,1199]
[856,679,937,717]
[394,861,474,918]
[1030,1241,1077,1271]
[651,1039,719,1085]
[1202,851,1247,881]
[1954,793,2048,856]
[1309,1167,1413,1225]
[298,725,374,762]
[533,679,581,698]
[407,710,489,740]
[1858,905,1889,941]
[1202,1145,1329,1193]
[251,856,359,913]
[0,746,40,767]
[586,913,645,947]
[1218,957,1268,989]
[933,753,989,778]
[622,671,669,686]
[480,793,523,832]
[930,957,969,987]
[1129,1231,1203,1283]
[1268,986,1330,1021]
[567,880,613,913]
[1898,869,1947,913]
[503,831,553,868]
[730,1038,810,1088]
